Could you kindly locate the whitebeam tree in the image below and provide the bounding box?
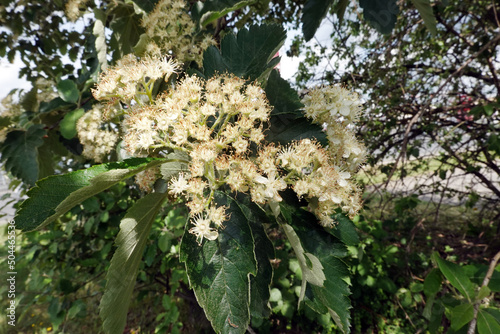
[1,1,368,333]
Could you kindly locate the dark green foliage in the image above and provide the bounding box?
[359,0,399,34]
[180,192,260,333]
[0,124,46,186]
[265,70,303,117]
[330,212,360,246]
[264,70,326,145]
[109,3,145,62]
[279,201,352,332]
[410,0,437,35]
[301,0,335,41]
[203,24,286,81]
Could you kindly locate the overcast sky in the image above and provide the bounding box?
[0,56,32,100]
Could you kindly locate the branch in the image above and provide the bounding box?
[467,250,500,334]
[383,32,500,189]
[430,132,500,199]
[402,64,496,85]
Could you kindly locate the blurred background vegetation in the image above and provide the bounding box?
[0,0,499,333]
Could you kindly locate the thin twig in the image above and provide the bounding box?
[467,250,500,334]
[383,32,500,190]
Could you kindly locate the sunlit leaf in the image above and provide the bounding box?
[60,108,85,139]
[57,79,79,104]
[449,303,474,331]
[433,252,475,302]
[478,309,500,334]
[15,158,164,231]
[99,192,167,334]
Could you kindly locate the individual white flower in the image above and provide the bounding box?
[318,192,342,204]
[254,172,287,202]
[232,138,248,154]
[208,205,228,228]
[189,214,218,244]
[169,173,189,196]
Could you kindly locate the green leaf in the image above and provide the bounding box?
[68,300,86,319]
[423,294,435,320]
[359,0,399,35]
[279,201,351,333]
[248,221,274,319]
[39,97,74,113]
[180,191,257,333]
[0,124,46,186]
[0,116,10,128]
[196,0,254,27]
[93,8,108,71]
[109,4,144,61]
[487,134,500,156]
[484,308,500,324]
[203,24,286,81]
[411,0,437,35]
[160,150,190,181]
[329,213,360,246]
[477,285,491,300]
[424,268,442,297]
[133,33,150,56]
[478,309,500,334]
[487,267,500,292]
[266,116,327,145]
[60,108,85,139]
[57,79,79,104]
[128,0,160,13]
[230,194,274,319]
[21,87,38,111]
[449,303,474,330]
[301,0,335,41]
[282,223,326,296]
[99,192,167,334]
[434,252,475,302]
[335,0,350,23]
[264,70,326,145]
[265,70,303,117]
[15,158,165,231]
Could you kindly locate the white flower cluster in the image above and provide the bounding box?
[76,105,119,162]
[92,54,178,102]
[65,0,89,22]
[141,0,216,65]
[83,53,366,243]
[278,139,362,226]
[126,74,271,244]
[301,86,366,172]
